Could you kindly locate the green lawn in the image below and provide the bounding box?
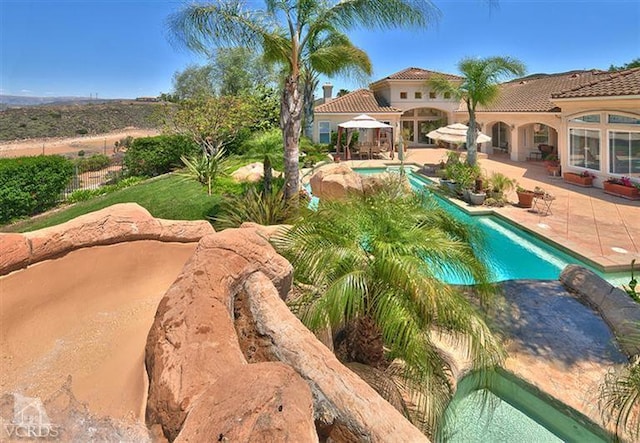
[4,174,227,233]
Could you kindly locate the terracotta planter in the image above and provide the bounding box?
[603,182,640,200]
[516,190,535,208]
[563,172,593,187]
[546,165,561,177]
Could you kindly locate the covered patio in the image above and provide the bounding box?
[335,114,395,160]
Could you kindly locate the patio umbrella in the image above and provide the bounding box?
[426,123,491,144]
[338,114,393,129]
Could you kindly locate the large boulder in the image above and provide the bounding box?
[309,164,363,200]
[231,162,282,183]
[175,362,316,443]
[0,203,214,275]
[560,264,640,356]
[145,226,427,442]
[145,228,295,440]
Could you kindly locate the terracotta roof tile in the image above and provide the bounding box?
[552,67,640,98]
[469,69,640,112]
[381,67,463,81]
[467,70,606,112]
[314,89,401,114]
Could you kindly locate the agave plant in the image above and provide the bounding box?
[273,176,503,436]
[180,147,228,195]
[213,179,300,229]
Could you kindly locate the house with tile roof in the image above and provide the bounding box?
[313,67,640,184]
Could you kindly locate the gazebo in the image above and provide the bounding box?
[336,114,393,160]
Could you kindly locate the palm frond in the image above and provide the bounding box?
[274,182,504,437]
[315,0,441,33]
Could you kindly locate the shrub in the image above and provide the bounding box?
[75,153,111,173]
[213,180,299,230]
[124,134,199,177]
[0,155,74,223]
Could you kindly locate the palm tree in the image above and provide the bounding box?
[168,0,439,201]
[274,176,504,435]
[428,56,526,166]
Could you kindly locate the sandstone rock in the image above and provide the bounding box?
[231,162,282,183]
[25,204,162,264]
[158,218,214,242]
[145,228,294,440]
[175,362,316,443]
[0,233,30,274]
[560,264,640,356]
[242,271,428,442]
[1,203,212,276]
[309,164,363,200]
[240,222,290,240]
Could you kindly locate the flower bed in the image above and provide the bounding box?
[603,177,640,200]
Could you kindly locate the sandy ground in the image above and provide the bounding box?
[0,128,160,158]
[0,241,196,421]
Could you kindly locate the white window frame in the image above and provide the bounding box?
[568,127,601,171]
[318,121,331,144]
[608,129,640,176]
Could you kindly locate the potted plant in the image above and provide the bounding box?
[603,176,640,200]
[544,154,561,176]
[488,173,515,199]
[469,189,486,205]
[563,170,595,187]
[516,185,535,208]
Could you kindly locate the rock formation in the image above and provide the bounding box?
[309,164,364,200]
[231,162,282,183]
[0,203,214,276]
[145,227,427,442]
[560,264,640,356]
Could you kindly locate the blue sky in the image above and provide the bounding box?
[1,0,638,99]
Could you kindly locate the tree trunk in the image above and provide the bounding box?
[336,316,386,369]
[281,74,303,202]
[302,77,316,140]
[263,154,272,195]
[466,108,478,166]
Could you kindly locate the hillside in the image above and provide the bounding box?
[0,101,170,141]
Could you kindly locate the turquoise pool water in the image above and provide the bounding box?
[440,371,610,443]
[354,167,629,285]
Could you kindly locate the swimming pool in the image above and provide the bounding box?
[440,370,611,443]
[355,167,629,285]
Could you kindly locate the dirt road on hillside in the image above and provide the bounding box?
[0,128,160,158]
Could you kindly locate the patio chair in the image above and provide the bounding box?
[358,144,371,160]
[530,192,555,216]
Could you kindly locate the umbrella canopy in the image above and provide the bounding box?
[338,114,392,129]
[426,123,491,144]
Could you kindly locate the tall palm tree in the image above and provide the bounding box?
[274,176,504,435]
[428,56,526,166]
[168,0,439,201]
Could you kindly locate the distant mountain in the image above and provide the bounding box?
[0,95,120,108]
[0,100,168,141]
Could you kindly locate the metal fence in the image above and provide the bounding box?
[64,157,125,196]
